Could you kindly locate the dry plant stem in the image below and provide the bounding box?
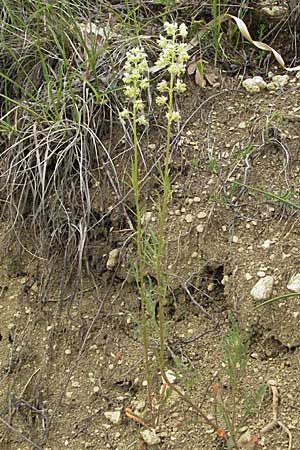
[260,380,292,450]
[132,99,153,416]
[164,380,221,434]
[0,415,44,450]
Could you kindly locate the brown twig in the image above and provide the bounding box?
[0,415,44,450]
[260,380,292,450]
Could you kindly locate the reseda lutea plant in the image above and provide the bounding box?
[119,46,152,411]
[120,23,221,434]
[153,21,189,377]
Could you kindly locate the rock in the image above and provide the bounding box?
[221,275,229,286]
[261,239,271,249]
[257,271,266,278]
[185,213,193,223]
[141,429,161,446]
[261,6,288,19]
[196,224,204,233]
[250,276,274,301]
[272,74,289,88]
[104,410,122,425]
[266,81,278,91]
[287,273,300,292]
[164,369,176,384]
[252,76,267,89]
[197,211,207,219]
[242,76,267,93]
[133,399,146,416]
[106,248,121,271]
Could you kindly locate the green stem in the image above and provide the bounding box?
[156,71,173,374]
[132,88,152,415]
[154,71,224,438]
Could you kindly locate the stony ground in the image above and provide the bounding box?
[1,47,300,450]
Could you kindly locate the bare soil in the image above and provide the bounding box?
[1,67,300,450]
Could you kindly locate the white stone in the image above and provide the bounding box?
[185,214,193,223]
[238,121,247,129]
[245,273,252,281]
[257,271,266,278]
[197,211,207,219]
[252,76,267,89]
[261,6,287,18]
[165,369,176,384]
[221,275,229,285]
[232,235,239,243]
[196,224,204,233]
[261,239,271,249]
[250,276,274,301]
[272,74,289,88]
[287,273,300,292]
[141,429,161,446]
[106,248,120,271]
[242,76,266,93]
[104,410,122,425]
[267,81,278,91]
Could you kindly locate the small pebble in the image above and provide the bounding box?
[165,369,176,384]
[272,74,289,87]
[104,410,122,425]
[107,248,121,271]
[232,235,239,243]
[250,276,274,301]
[197,211,207,219]
[287,273,300,292]
[196,224,204,233]
[261,239,272,249]
[257,271,266,278]
[141,429,161,446]
[221,275,229,285]
[185,214,193,223]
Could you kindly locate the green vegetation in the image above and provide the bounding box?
[1,2,294,449]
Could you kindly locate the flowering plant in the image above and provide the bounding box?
[119,46,149,126]
[155,21,189,123]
